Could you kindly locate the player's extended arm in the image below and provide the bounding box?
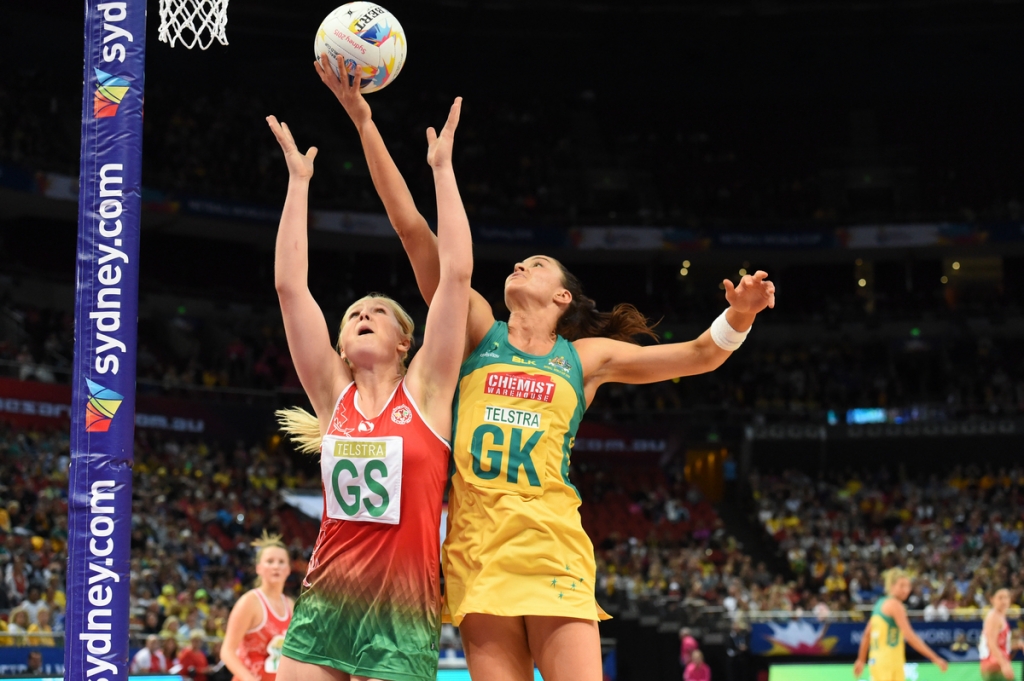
[575,272,775,399]
[315,53,439,297]
[267,116,349,418]
[891,602,948,670]
[407,99,472,428]
[315,54,494,350]
[853,621,871,678]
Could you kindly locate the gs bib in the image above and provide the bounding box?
[321,435,403,525]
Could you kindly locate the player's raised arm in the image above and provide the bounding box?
[315,53,437,288]
[575,271,775,401]
[889,600,948,672]
[266,116,349,419]
[315,54,494,353]
[406,98,472,429]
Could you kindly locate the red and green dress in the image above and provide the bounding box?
[281,380,450,681]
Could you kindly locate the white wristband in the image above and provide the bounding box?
[710,310,750,352]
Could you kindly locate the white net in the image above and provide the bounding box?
[158,0,229,50]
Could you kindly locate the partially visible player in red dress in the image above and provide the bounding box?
[980,588,1024,681]
[221,533,293,681]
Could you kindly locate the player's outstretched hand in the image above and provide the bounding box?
[724,270,776,314]
[426,97,462,170]
[852,660,865,678]
[266,116,317,181]
[936,658,948,673]
[315,53,372,129]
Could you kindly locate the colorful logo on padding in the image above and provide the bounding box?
[85,379,124,432]
[761,620,839,656]
[94,69,130,118]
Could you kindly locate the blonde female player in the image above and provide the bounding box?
[980,588,1024,681]
[267,96,472,681]
[221,533,293,681]
[854,569,948,681]
[316,53,775,681]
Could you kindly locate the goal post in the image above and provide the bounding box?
[66,1,146,679]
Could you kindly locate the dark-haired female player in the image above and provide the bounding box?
[317,53,775,681]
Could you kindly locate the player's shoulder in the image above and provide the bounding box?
[880,596,903,615]
[572,335,624,363]
[236,589,264,612]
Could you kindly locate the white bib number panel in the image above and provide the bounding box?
[321,435,403,525]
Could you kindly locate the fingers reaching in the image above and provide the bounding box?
[315,53,334,85]
[426,98,463,168]
[722,272,776,311]
[340,55,359,91]
[315,52,351,89]
[443,97,463,134]
[266,116,317,165]
[266,115,295,151]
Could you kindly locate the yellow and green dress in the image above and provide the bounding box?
[868,598,905,681]
[442,321,610,625]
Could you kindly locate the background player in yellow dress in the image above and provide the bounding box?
[317,65,775,681]
[854,568,948,681]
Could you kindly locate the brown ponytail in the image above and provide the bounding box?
[554,261,659,344]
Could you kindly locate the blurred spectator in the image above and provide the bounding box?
[26,650,43,676]
[132,634,169,674]
[178,631,211,681]
[161,616,183,641]
[43,575,66,619]
[142,610,165,635]
[26,607,55,646]
[164,636,181,674]
[679,627,699,667]
[684,649,711,681]
[725,620,750,681]
[20,586,45,625]
[7,608,30,644]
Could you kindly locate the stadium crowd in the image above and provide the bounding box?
[750,466,1024,620]
[3,406,1024,677]
[0,424,317,658]
[5,295,1024,422]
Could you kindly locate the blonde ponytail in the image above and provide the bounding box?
[276,406,322,456]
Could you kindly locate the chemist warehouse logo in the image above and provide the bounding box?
[85,379,124,432]
[93,68,130,118]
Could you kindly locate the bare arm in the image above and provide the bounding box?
[853,621,871,678]
[219,593,261,681]
[315,55,493,351]
[889,600,947,669]
[575,272,775,402]
[266,116,349,419]
[406,99,473,431]
[315,53,439,298]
